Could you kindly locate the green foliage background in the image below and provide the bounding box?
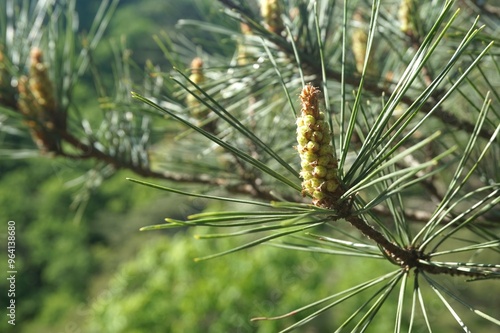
[0,1,197,332]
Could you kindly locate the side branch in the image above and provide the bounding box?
[345,215,494,278]
[346,215,407,261]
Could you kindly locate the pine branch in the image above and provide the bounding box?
[56,126,295,201]
[217,0,495,141]
[345,214,495,279]
[323,67,495,141]
[58,130,230,186]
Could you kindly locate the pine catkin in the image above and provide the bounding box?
[351,12,377,76]
[29,47,66,131]
[352,27,367,74]
[29,48,57,113]
[186,57,207,121]
[237,23,254,66]
[296,84,342,209]
[260,0,285,36]
[398,0,415,36]
[18,75,55,152]
[17,76,39,119]
[16,48,63,153]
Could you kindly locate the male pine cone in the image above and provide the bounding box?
[296,84,342,209]
[186,57,206,120]
[17,48,64,153]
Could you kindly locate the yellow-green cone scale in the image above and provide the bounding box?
[296,84,342,209]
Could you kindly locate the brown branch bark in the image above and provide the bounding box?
[56,129,297,201]
[59,130,228,186]
[345,215,492,278]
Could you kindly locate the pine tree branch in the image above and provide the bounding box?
[57,127,297,200]
[323,67,494,141]
[346,214,407,259]
[217,0,495,140]
[58,130,229,186]
[345,214,493,278]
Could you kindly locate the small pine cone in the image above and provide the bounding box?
[29,48,57,112]
[189,57,204,84]
[18,76,58,153]
[260,0,285,36]
[398,0,415,36]
[17,48,64,154]
[296,85,342,209]
[237,23,255,66]
[17,76,39,118]
[186,57,207,120]
[351,12,377,76]
[29,48,66,132]
[352,27,367,74]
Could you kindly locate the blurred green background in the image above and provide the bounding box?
[0,1,498,332]
[0,1,201,332]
